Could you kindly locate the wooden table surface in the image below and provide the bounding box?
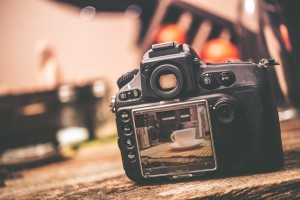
[1,119,300,199]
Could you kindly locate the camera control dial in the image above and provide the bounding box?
[117,69,139,89]
[215,103,236,124]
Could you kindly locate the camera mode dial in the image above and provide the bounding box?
[117,69,139,89]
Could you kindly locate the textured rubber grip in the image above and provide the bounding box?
[117,69,139,89]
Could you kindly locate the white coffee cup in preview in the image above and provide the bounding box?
[170,128,196,146]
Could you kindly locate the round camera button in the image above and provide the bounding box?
[126,90,133,99]
[122,124,133,135]
[216,103,236,124]
[120,110,131,122]
[200,73,218,89]
[119,92,128,101]
[220,72,235,86]
[127,151,137,162]
[132,89,141,99]
[124,138,135,148]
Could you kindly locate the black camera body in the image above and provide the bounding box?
[111,42,284,182]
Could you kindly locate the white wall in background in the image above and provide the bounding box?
[0,0,140,93]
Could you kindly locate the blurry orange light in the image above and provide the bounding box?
[200,38,239,63]
[280,24,292,52]
[156,24,186,44]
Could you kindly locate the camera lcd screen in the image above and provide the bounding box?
[132,100,217,177]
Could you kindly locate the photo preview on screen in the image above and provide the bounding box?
[133,100,216,177]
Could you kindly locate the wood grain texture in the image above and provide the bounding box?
[1,120,300,199]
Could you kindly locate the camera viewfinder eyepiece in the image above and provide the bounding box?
[149,64,183,99]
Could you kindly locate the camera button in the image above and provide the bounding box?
[216,103,236,124]
[119,92,128,101]
[127,151,137,161]
[220,72,235,86]
[120,110,131,122]
[132,89,141,99]
[124,138,135,148]
[126,90,133,99]
[122,124,133,135]
[200,73,217,89]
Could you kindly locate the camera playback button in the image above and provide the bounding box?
[199,73,218,89]
[122,124,133,135]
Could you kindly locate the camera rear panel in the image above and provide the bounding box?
[113,43,284,181]
[196,63,284,172]
[115,94,248,181]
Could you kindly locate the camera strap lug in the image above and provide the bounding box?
[192,58,201,65]
[109,96,116,113]
[258,59,280,68]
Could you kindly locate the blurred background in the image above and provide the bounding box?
[0,0,300,170]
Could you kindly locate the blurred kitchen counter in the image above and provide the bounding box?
[1,119,300,199]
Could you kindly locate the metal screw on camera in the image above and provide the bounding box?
[259,59,280,68]
[143,65,152,76]
[193,58,200,65]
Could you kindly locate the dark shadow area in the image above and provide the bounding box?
[0,153,68,188]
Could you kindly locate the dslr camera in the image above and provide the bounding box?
[110,42,284,182]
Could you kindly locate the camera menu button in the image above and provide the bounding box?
[120,110,131,122]
[200,73,218,89]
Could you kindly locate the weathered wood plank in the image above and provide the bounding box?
[1,121,300,199]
